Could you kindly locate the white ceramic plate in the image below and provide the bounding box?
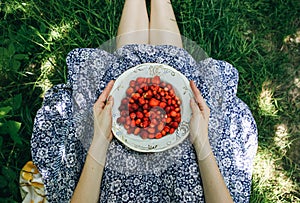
[110,63,193,152]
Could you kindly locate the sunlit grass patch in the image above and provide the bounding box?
[49,21,77,42]
[274,124,292,155]
[252,146,299,202]
[35,56,56,97]
[284,29,300,45]
[2,1,32,17]
[258,81,278,117]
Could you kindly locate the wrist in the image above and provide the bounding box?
[88,132,110,166]
[194,138,212,161]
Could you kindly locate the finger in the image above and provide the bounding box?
[189,81,209,112]
[94,80,115,109]
[190,98,201,114]
[102,96,114,115]
[99,80,115,102]
[105,96,114,110]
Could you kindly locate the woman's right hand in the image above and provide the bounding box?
[189,81,212,161]
[88,80,115,166]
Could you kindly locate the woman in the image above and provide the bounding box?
[31,0,257,202]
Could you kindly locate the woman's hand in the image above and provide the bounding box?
[93,80,115,141]
[89,80,115,165]
[189,81,233,203]
[71,81,115,203]
[189,80,212,161]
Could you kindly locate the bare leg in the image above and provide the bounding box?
[117,0,149,49]
[150,0,182,47]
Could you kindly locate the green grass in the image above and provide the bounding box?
[0,0,299,202]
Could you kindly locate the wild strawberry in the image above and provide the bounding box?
[136,77,145,84]
[152,76,160,85]
[169,90,174,97]
[157,123,165,132]
[166,117,172,123]
[160,82,166,87]
[149,134,155,139]
[144,90,153,99]
[130,120,136,127]
[143,104,149,110]
[129,80,136,87]
[121,110,128,117]
[141,120,149,128]
[170,111,177,117]
[145,111,150,118]
[130,112,136,119]
[155,133,162,139]
[151,118,158,126]
[163,126,170,132]
[147,128,156,134]
[133,127,141,135]
[138,97,146,105]
[126,87,134,96]
[127,128,134,134]
[129,99,135,104]
[137,88,143,94]
[132,93,140,100]
[149,98,160,107]
[159,102,167,108]
[121,98,129,105]
[169,128,175,134]
[170,122,179,128]
[135,118,141,125]
[140,131,148,139]
[136,111,144,119]
[117,117,125,124]
[119,105,126,111]
[143,85,149,91]
[174,117,181,123]
[165,107,171,113]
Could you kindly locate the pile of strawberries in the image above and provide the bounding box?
[117,75,181,139]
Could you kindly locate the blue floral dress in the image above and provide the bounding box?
[31,44,258,203]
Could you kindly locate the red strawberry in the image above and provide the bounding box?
[126,87,134,96]
[136,77,145,84]
[152,76,161,85]
[159,102,167,108]
[149,98,160,107]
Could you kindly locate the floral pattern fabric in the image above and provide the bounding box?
[31,44,258,202]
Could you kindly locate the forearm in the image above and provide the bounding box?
[71,138,109,203]
[70,153,104,203]
[197,151,233,203]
